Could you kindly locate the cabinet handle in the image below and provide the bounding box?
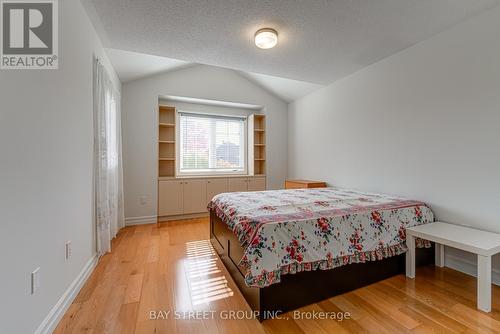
[207,181,211,184]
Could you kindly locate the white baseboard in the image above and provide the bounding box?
[445,253,500,286]
[125,215,157,226]
[34,254,98,334]
[158,212,209,222]
[126,213,210,225]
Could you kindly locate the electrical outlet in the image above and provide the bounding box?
[31,267,40,294]
[140,196,147,205]
[65,241,72,260]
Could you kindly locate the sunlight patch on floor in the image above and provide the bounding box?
[185,240,234,306]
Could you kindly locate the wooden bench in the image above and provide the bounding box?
[406,222,500,312]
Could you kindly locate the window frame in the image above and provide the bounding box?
[175,110,248,177]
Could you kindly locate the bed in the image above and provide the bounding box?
[208,187,435,319]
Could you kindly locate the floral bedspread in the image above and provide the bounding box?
[208,187,434,288]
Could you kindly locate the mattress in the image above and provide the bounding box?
[207,187,434,288]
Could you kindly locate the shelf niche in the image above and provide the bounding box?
[248,114,266,176]
[158,105,176,177]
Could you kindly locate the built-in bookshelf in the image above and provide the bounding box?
[249,114,266,176]
[158,105,176,177]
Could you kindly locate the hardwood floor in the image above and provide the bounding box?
[55,218,500,334]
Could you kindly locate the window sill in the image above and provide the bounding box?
[158,174,265,181]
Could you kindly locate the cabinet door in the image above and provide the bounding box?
[248,177,266,191]
[228,178,248,192]
[158,180,183,216]
[206,178,228,203]
[182,179,207,214]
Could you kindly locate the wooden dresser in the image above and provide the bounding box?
[285,179,327,189]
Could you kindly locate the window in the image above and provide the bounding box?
[178,111,246,175]
[105,91,118,169]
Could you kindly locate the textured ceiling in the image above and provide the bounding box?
[84,0,499,85]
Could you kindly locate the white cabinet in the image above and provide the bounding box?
[228,178,248,192]
[158,180,183,216]
[206,178,228,203]
[228,177,266,192]
[248,177,266,191]
[158,179,206,216]
[158,176,266,218]
[182,179,207,214]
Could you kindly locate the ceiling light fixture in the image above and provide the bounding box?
[254,28,278,49]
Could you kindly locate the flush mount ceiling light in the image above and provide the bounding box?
[254,28,278,49]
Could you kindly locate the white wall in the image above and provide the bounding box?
[0,1,120,333]
[122,65,288,220]
[288,7,500,280]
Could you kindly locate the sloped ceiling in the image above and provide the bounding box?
[106,48,323,102]
[105,49,191,83]
[238,71,323,103]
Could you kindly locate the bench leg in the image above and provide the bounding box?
[477,255,491,312]
[435,243,445,267]
[405,234,416,278]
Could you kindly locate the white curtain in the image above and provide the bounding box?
[93,57,125,256]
